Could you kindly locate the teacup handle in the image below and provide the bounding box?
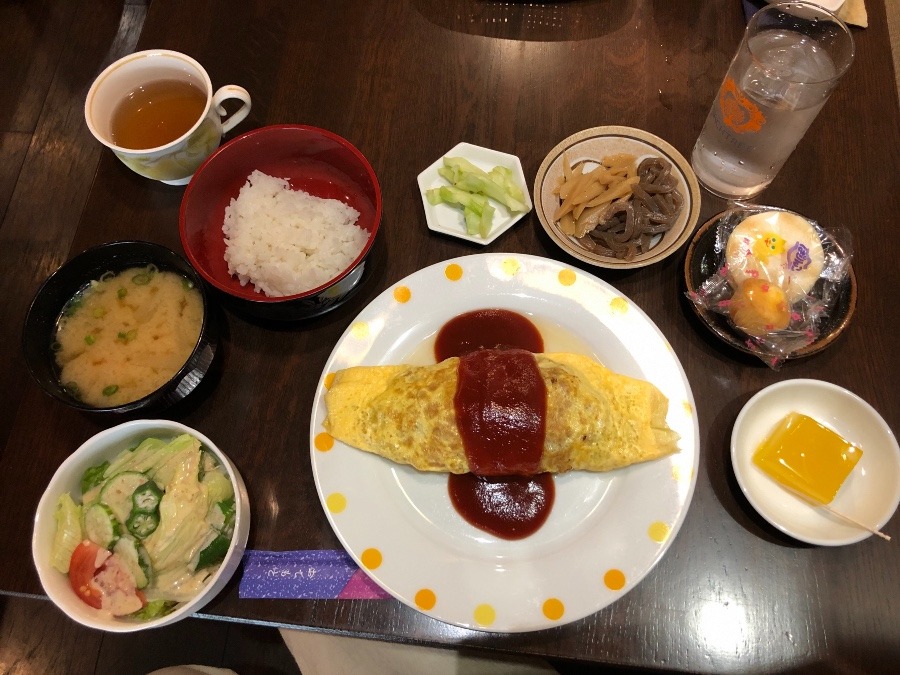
[212,85,252,134]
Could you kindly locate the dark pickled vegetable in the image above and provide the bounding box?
[580,156,685,261]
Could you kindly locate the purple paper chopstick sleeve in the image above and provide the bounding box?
[239,550,392,600]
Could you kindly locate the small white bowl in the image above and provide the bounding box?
[417,142,532,245]
[32,420,250,632]
[533,126,701,269]
[731,380,900,546]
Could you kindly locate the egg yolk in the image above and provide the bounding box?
[752,412,863,504]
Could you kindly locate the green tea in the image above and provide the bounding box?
[110,79,206,149]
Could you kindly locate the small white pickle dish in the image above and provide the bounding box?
[417,142,532,245]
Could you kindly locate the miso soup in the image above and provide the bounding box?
[53,265,203,407]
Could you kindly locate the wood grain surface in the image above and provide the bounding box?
[1,0,898,671]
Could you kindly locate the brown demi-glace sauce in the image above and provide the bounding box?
[434,308,543,357]
[436,309,555,540]
[447,472,554,541]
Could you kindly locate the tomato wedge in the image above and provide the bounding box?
[68,540,145,615]
[68,540,109,609]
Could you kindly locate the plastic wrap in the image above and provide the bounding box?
[686,206,853,368]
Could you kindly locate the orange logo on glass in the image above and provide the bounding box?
[719,77,765,134]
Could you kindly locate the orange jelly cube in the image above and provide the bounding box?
[752,412,863,504]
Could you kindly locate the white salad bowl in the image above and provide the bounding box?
[32,419,250,632]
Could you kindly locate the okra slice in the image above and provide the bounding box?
[131,480,163,514]
[126,510,160,539]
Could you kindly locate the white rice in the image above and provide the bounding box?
[222,170,367,297]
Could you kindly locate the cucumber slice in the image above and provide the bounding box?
[83,503,121,549]
[113,536,150,589]
[100,471,150,523]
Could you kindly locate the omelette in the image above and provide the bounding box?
[323,352,679,475]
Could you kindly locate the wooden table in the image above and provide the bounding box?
[2,0,898,670]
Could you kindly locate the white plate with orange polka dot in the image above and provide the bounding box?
[310,253,699,632]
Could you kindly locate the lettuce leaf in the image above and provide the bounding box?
[142,438,209,575]
[130,599,177,621]
[80,461,109,494]
[51,493,82,573]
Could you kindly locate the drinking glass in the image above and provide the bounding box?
[691,2,854,201]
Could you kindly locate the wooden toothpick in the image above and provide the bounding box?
[815,501,891,542]
[779,482,891,542]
